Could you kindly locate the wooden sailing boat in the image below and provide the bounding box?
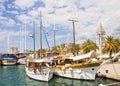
[25,13,54,82]
[53,19,109,80]
[53,51,108,80]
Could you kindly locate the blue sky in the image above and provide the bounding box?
[0,0,120,53]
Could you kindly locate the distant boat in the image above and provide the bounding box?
[53,51,109,80]
[1,54,17,65]
[17,53,26,65]
[25,58,54,82]
[18,57,26,65]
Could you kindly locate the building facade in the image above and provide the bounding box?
[96,23,105,54]
[9,47,18,54]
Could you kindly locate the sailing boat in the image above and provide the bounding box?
[53,19,109,80]
[25,17,54,82]
[53,51,108,80]
[25,57,54,82]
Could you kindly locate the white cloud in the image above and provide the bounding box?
[0,29,19,40]
[0,29,20,53]
[0,0,6,15]
[1,0,120,50]
[28,10,39,18]
[14,0,38,10]
[16,14,32,22]
[0,16,15,27]
[37,0,120,44]
[6,10,19,15]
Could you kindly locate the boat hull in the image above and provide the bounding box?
[54,66,99,80]
[26,68,54,82]
[1,59,17,66]
[18,58,26,65]
[97,62,120,80]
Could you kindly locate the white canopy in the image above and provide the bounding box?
[97,54,110,58]
[34,58,52,63]
[98,52,120,59]
[68,51,96,61]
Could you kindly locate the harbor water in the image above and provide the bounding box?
[0,65,119,86]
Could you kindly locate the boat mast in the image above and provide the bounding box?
[19,27,22,53]
[69,19,77,56]
[40,11,42,58]
[21,25,24,53]
[7,34,10,53]
[33,21,36,59]
[24,22,27,53]
[53,20,57,47]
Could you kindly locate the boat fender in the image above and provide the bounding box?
[34,68,37,73]
[62,66,65,70]
[77,69,81,74]
[69,67,72,70]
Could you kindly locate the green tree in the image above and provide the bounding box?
[81,39,99,53]
[51,46,61,54]
[68,43,80,55]
[37,49,47,56]
[102,36,120,58]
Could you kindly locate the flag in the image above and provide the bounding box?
[29,32,35,38]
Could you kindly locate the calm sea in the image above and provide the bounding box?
[0,65,119,86]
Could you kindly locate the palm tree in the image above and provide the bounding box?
[102,36,120,58]
[81,39,99,53]
[37,49,47,57]
[114,38,120,50]
[68,43,80,55]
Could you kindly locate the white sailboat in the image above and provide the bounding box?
[53,51,108,80]
[26,58,54,82]
[25,13,54,82]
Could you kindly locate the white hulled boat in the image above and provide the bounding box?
[18,57,26,65]
[53,51,108,80]
[17,53,26,65]
[25,58,54,82]
[25,13,54,81]
[1,54,17,65]
[97,52,120,80]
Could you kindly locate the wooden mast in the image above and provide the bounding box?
[33,21,36,59]
[53,21,57,47]
[69,19,77,56]
[40,11,43,58]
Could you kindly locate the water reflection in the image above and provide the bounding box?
[25,75,99,86]
[25,75,119,86]
[0,65,119,86]
[53,76,96,86]
[25,76,50,86]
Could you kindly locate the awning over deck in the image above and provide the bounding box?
[68,51,97,61]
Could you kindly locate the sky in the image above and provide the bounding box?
[0,0,120,53]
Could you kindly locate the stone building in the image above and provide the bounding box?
[96,23,105,54]
[9,47,18,54]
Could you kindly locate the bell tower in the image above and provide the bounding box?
[96,23,105,54]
